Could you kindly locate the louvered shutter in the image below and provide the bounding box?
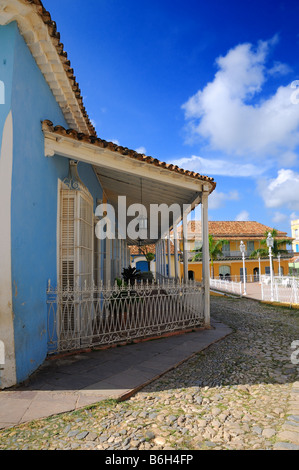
[76,191,94,288]
[59,189,94,289]
[59,188,94,342]
[60,190,75,289]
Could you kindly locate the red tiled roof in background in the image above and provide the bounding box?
[130,242,178,255]
[175,221,292,241]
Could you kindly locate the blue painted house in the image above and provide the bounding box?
[0,0,215,389]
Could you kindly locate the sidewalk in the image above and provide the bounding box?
[0,320,232,429]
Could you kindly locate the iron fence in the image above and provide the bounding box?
[47,279,204,354]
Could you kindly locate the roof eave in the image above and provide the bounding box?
[0,0,96,135]
[42,120,216,195]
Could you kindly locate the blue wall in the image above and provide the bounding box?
[0,23,15,148]
[7,22,103,383]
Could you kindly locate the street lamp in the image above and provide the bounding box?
[258,257,261,283]
[240,241,247,295]
[266,232,274,301]
[278,253,281,277]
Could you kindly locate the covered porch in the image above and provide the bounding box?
[43,121,216,355]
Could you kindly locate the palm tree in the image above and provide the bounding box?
[192,234,228,279]
[250,229,289,259]
[250,228,290,273]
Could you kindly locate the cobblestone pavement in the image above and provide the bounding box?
[0,295,299,451]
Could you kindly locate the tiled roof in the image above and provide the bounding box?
[130,243,177,255]
[23,0,96,136]
[18,2,215,190]
[42,120,216,187]
[175,221,292,240]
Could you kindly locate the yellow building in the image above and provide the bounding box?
[177,221,293,282]
[291,219,299,254]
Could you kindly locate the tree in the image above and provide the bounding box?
[139,246,155,271]
[250,229,289,259]
[192,235,228,279]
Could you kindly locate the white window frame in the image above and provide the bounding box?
[58,182,94,290]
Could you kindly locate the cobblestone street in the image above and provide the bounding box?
[0,295,299,451]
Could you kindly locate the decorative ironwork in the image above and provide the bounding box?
[62,160,90,196]
[47,279,204,354]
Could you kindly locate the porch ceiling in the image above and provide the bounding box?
[94,165,201,245]
[42,120,216,245]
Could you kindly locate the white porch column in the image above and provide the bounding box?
[124,244,127,268]
[157,240,161,276]
[173,226,179,281]
[183,217,188,282]
[162,238,167,277]
[202,190,210,327]
[167,235,171,278]
[120,240,123,270]
[155,241,159,277]
[160,239,164,276]
[105,237,111,285]
[125,243,128,269]
[160,240,163,276]
[159,240,161,276]
[155,241,158,276]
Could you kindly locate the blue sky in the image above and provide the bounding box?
[43,0,299,237]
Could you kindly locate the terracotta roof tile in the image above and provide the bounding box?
[175,221,292,240]
[42,120,216,188]
[24,0,96,136]
[24,2,216,191]
[130,242,178,255]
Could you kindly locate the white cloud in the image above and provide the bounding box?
[135,146,147,154]
[272,211,287,223]
[182,38,299,161]
[235,210,250,221]
[209,189,239,210]
[110,139,120,145]
[259,169,299,210]
[268,61,292,76]
[280,151,298,166]
[171,155,265,177]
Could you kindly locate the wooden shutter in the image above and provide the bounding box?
[59,189,94,289]
[59,188,94,341]
[76,191,94,288]
[60,190,75,289]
